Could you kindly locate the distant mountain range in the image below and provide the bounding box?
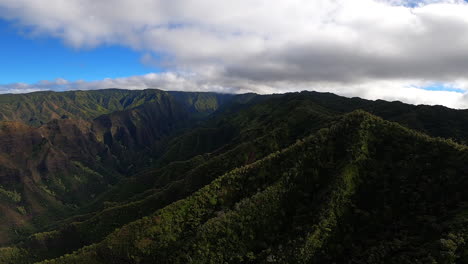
[0,89,467,263]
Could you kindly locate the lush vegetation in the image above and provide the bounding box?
[1,89,468,263]
[0,89,232,246]
[0,89,233,126]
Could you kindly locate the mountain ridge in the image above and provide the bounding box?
[0,89,234,126]
[0,89,235,246]
[1,89,468,263]
[17,111,468,263]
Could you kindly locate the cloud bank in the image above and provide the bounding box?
[2,0,468,108]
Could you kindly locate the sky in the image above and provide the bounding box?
[1,0,468,108]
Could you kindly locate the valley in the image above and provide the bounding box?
[0,89,467,263]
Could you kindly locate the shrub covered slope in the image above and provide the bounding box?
[0,89,468,263]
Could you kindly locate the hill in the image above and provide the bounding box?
[0,89,234,246]
[5,111,467,264]
[0,89,233,126]
[0,89,468,263]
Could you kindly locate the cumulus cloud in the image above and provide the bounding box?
[0,72,261,94]
[3,72,468,109]
[2,0,468,108]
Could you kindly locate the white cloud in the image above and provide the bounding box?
[2,0,468,108]
[3,72,468,109]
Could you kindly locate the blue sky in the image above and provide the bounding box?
[0,19,158,84]
[420,83,465,93]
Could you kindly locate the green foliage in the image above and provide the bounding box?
[16,206,27,215]
[0,186,21,203]
[25,111,468,263]
[0,89,232,126]
[0,247,30,264]
[4,90,468,263]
